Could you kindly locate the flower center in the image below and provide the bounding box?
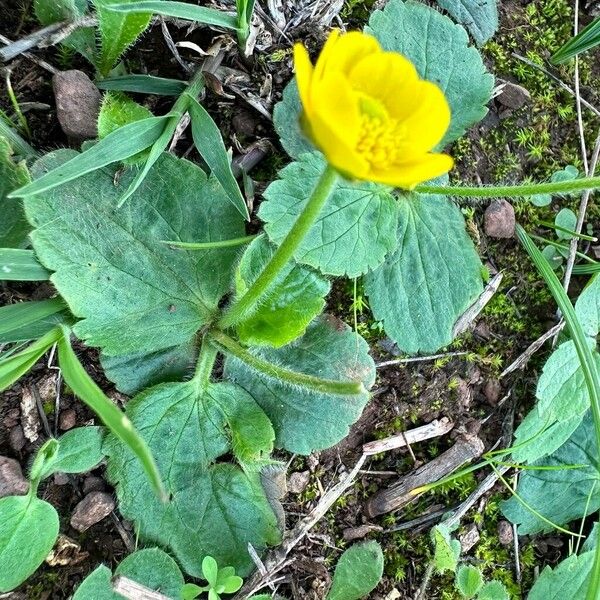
[355,95,401,170]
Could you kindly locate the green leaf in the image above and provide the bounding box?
[57,333,167,501]
[530,165,579,206]
[235,235,330,347]
[181,583,205,600]
[73,548,185,599]
[0,327,62,391]
[0,298,66,343]
[0,137,31,248]
[101,340,197,395]
[103,1,239,29]
[105,380,280,576]
[365,190,483,354]
[502,413,600,534]
[0,249,49,281]
[477,581,509,600]
[528,551,594,600]
[0,495,59,592]
[575,274,600,339]
[325,541,384,600]
[203,556,219,587]
[433,0,498,46]
[24,151,244,357]
[189,97,249,220]
[273,79,313,160]
[367,0,494,147]
[45,427,105,476]
[94,0,152,76]
[455,565,483,599]
[225,315,375,454]
[552,16,600,64]
[10,117,168,199]
[555,208,578,240]
[432,524,461,574]
[97,74,188,96]
[258,153,399,277]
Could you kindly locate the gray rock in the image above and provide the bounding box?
[498,82,531,110]
[498,520,514,546]
[9,425,26,452]
[288,470,311,494]
[70,491,115,532]
[343,524,383,541]
[59,408,77,431]
[459,523,480,552]
[484,379,502,406]
[82,475,107,494]
[484,199,515,239]
[53,70,101,140]
[0,456,29,498]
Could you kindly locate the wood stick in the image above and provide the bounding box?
[365,435,484,517]
[362,417,454,456]
[112,576,172,600]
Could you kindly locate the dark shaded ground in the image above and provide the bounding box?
[1,0,599,598]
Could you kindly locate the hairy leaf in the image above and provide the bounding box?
[528,551,594,600]
[433,0,498,46]
[575,274,600,339]
[326,542,384,600]
[273,79,313,160]
[106,380,280,576]
[258,153,399,277]
[235,235,330,347]
[502,413,600,534]
[432,524,461,574]
[225,315,375,454]
[367,0,494,146]
[45,427,105,476]
[365,191,483,354]
[0,495,59,592]
[0,137,31,248]
[24,151,244,357]
[478,581,509,600]
[455,565,483,598]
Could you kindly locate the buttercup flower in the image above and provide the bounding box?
[294,30,453,189]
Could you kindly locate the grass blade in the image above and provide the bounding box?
[0,327,62,391]
[0,298,66,341]
[552,16,600,64]
[104,1,239,29]
[8,116,168,199]
[0,248,50,281]
[57,332,167,502]
[97,74,187,96]
[188,96,249,220]
[0,117,38,159]
[516,224,600,600]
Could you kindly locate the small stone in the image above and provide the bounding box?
[70,491,115,532]
[484,379,502,406]
[54,472,69,486]
[0,456,29,498]
[459,523,480,552]
[9,426,26,452]
[53,70,101,140]
[82,475,107,494]
[484,199,515,239]
[343,524,383,542]
[59,408,77,431]
[288,470,311,494]
[498,82,531,109]
[20,388,41,443]
[37,374,57,403]
[498,520,514,546]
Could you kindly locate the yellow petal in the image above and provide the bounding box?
[293,43,314,114]
[348,52,420,119]
[370,153,454,189]
[315,30,381,81]
[399,81,452,153]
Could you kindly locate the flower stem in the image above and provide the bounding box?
[209,329,364,396]
[415,176,600,198]
[218,165,339,329]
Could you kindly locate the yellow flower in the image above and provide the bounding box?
[293,30,453,189]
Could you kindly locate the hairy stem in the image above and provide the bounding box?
[209,330,364,396]
[415,176,600,198]
[218,165,338,329]
[192,336,219,392]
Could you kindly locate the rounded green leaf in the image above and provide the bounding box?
[46,426,105,476]
[0,495,59,592]
[235,235,330,347]
[225,315,375,454]
[433,0,498,46]
[105,381,280,576]
[555,208,577,240]
[258,153,400,277]
[202,556,219,587]
[478,581,510,600]
[365,191,484,354]
[273,79,313,159]
[528,552,594,600]
[326,541,384,600]
[455,565,483,599]
[367,0,494,147]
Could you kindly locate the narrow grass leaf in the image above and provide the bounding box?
[0,118,38,159]
[0,298,66,339]
[188,97,249,220]
[8,116,168,199]
[0,249,49,281]
[104,1,239,29]
[552,17,600,64]
[97,74,188,96]
[57,332,167,501]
